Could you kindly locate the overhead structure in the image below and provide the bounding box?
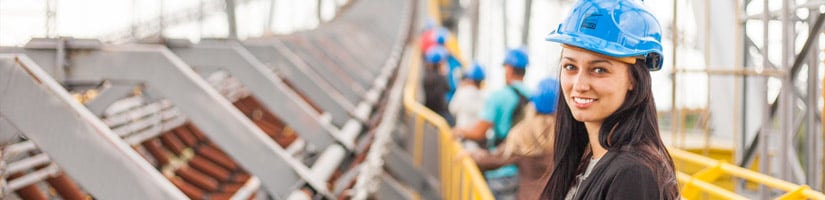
[0,0,412,199]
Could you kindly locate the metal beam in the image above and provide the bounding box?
[10,44,334,199]
[278,36,366,100]
[242,41,358,123]
[0,115,22,145]
[790,11,825,80]
[166,39,359,149]
[806,10,822,190]
[84,81,138,116]
[375,174,415,200]
[737,8,825,170]
[385,144,440,200]
[0,54,188,199]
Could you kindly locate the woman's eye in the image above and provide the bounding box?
[563,64,577,71]
[592,67,607,74]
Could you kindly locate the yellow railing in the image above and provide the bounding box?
[671,148,825,199]
[402,37,494,200]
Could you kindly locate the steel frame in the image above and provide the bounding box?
[0,0,410,198]
[673,0,825,195]
[0,41,337,199]
[0,54,188,199]
[741,0,824,193]
[161,38,361,150]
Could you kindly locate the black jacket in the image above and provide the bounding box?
[568,150,675,200]
[422,69,450,114]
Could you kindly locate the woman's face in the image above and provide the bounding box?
[559,47,633,123]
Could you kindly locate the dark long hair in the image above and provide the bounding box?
[540,60,679,199]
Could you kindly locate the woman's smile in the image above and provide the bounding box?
[571,96,597,108]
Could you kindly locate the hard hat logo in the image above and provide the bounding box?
[581,13,601,30]
[546,0,664,71]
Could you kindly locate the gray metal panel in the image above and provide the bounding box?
[0,55,188,199]
[0,114,22,145]
[312,26,385,74]
[85,82,137,116]
[375,175,416,200]
[334,0,405,39]
[0,48,59,78]
[168,41,348,149]
[300,34,373,87]
[14,46,334,199]
[278,36,366,98]
[386,144,441,200]
[303,31,376,81]
[319,23,389,73]
[421,123,441,180]
[242,41,356,125]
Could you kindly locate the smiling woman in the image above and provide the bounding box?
[559,45,634,123]
[540,0,679,199]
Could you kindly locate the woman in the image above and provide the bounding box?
[468,77,559,200]
[540,0,679,199]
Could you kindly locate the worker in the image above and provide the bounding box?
[540,0,679,199]
[452,48,531,199]
[422,45,455,126]
[450,62,486,149]
[468,77,560,200]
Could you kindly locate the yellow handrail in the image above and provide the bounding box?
[676,171,747,200]
[402,13,494,198]
[670,148,825,199]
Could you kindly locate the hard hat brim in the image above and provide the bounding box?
[546,31,664,71]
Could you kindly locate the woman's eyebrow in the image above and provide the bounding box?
[589,59,611,65]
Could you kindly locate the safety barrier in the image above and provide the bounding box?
[401,45,494,200]
[671,148,825,199]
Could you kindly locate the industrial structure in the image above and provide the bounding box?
[0,0,824,199]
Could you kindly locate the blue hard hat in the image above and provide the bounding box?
[503,48,529,68]
[532,77,560,114]
[545,0,664,71]
[465,62,485,81]
[424,18,436,30]
[435,28,449,45]
[424,45,448,64]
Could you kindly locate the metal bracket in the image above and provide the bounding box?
[5,44,335,199]
[0,54,188,199]
[164,39,351,149]
[242,41,356,125]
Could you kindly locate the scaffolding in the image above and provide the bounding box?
[668,0,825,197]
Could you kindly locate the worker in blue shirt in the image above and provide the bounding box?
[453,48,531,200]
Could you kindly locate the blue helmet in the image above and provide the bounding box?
[532,77,560,114]
[545,0,664,71]
[503,48,529,69]
[424,45,448,64]
[435,28,449,45]
[464,62,485,81]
